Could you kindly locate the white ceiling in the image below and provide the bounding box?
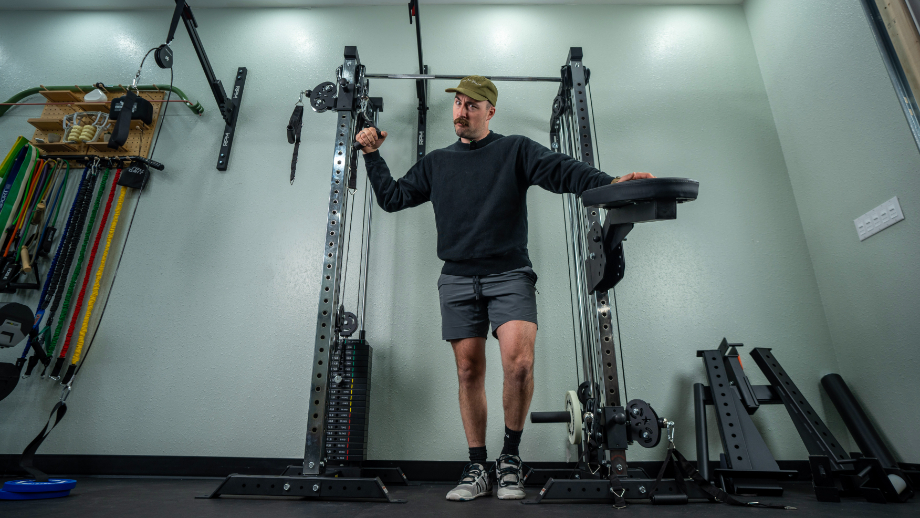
[0,0,743,11]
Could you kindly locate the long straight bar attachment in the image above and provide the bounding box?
[365,73,561,82]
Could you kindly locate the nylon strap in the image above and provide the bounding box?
[646,445,795,510]
[288,104,303,184]
[18,397,67,482]
[609,471,627,509]
[72,177,124,365]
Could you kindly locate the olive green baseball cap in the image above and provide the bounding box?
[445,75,498,106]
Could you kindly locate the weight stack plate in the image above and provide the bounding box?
[325,339,373,464]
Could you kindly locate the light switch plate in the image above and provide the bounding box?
[855,196,904,241]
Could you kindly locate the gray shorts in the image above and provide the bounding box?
[437,266,539,341]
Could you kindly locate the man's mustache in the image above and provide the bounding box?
[454,117,470,127]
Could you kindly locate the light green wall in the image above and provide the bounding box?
[0,4,842,463]
[745,0,920,461]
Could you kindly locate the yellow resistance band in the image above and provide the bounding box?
[72,186,126,365]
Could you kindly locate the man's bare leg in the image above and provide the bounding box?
[451,337,488,447]
[496,320,537,430]
[493,320,537,499]
[447,336,492,501]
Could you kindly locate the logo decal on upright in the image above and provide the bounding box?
[222,132,230,146]
[418,131,425,146]
[233,85,240,99]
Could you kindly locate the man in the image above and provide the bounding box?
[356,76,652,501]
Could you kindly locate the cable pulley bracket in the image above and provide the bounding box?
[156,1,246,171]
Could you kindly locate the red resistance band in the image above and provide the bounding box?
[58,169,122,360]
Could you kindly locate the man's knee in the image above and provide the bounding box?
[457,359,486,385]
[503,354,534,384]
[453,338,486,386]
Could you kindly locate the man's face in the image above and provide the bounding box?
[453,93,495,141]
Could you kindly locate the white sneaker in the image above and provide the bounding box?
[495,454,526,500]
[446,462,492,501]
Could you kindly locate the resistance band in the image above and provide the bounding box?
[46,167,101,378]
[0,137,29,182]
[19,160,62,268]
[49,167,109,379]
[29,161,69,263]
[0,148,39,250]
[23,166,88,376]
[60,169,121,384]
[7,160,50,271]
[0,155,43,287]
[69,181,126,378]
[36,168,90,362]
[22,164,77,377]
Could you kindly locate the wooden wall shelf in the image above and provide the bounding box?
[28,118,64,131]
[39,89,81,103]
[74,102,111,113]
[33,142,79,152]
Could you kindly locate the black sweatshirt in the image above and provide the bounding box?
[363,131,615,276]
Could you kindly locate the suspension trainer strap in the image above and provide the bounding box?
[54,168,111,379]
[65,171,123,383]
[19,395,68,482]
[648,445,795,510]
[288,104,304,184]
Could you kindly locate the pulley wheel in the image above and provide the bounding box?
[626,399,661,448]
[309,82,337,113]
[339,312,358,337]
[566,390,582,445]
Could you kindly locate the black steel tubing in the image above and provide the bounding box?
[365,73,561,82]
[821,373,898,469]
[531,411,571,424]
[693,383,711,482]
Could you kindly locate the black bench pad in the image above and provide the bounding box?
[581,178,699,209]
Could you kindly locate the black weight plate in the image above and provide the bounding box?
[581,178,699,209]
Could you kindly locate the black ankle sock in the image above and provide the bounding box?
[469,446,487,465]
[501,426,523,456]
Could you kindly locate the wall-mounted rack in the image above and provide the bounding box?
[0,84,201,165]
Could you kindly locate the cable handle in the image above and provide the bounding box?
[351,123,383,150]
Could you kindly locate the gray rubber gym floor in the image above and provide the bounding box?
[1,477,917,517]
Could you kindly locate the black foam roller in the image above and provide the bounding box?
[530,411,570,424]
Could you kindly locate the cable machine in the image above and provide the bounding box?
[523,48,712,508]
[206,47,405,502]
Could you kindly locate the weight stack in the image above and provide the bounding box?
[325,339,372,463]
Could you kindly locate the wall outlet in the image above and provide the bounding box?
[855,196,904,241]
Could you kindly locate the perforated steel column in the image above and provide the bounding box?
[303,52,361,475]
[567,48,623,474]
